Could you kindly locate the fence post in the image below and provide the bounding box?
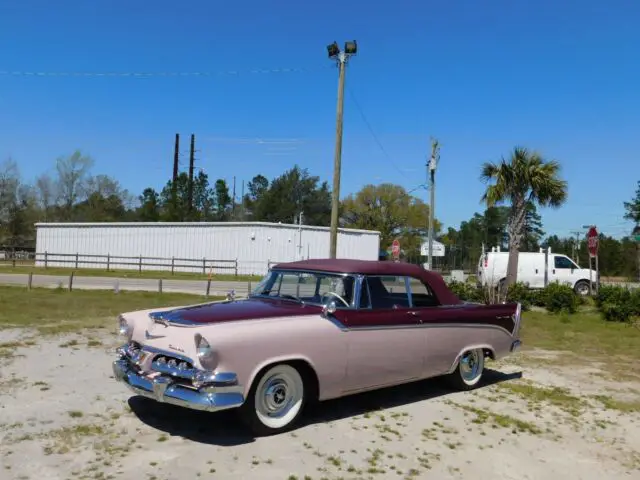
[107,254,110,271]
[171,257,175,275]
[75,253,79,269]
[44,251,48,269]
[234,259,238,278]
[202,257,206,275]
[206,279,211,297]
[139,255,142,273]
[68,272,74,292]
[158,279,163,294]
[27,272,33,290]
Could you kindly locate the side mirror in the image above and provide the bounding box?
[322,301,337,317]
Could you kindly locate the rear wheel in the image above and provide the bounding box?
[574,280,590,296]
[239,363,306,436]
[445,348,485,391]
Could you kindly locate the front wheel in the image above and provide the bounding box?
[445,348,485,391]
[574,280,590,296]
[239,363,306,436]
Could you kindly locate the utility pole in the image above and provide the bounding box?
[426,138,440,270]
[240,180,245,221]
[172,133,180,207]
[327,40,358,259]
[232,176,236,219]
[187,134,195,214]
[298,211,304,259]
[570,230,582,264]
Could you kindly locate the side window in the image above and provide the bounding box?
[367,276,410,309]
[408,278,440,307]
[554,256,575,269]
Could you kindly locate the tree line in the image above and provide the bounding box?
[1,148,638,279]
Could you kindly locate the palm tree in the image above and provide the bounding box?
[480,147,568,292]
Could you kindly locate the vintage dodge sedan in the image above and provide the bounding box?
[113,259,522,435]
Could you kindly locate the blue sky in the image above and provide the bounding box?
[1,0,638,241]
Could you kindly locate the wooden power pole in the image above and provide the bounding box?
[188,134,195,214]
[172,133,180,205]
[426,138,440,270]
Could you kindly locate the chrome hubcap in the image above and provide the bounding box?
[260,377,292,417]
[460,350,480,381]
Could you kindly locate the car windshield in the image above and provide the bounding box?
[251,269,356,308]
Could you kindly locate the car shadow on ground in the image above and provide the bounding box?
[127,368,522,447]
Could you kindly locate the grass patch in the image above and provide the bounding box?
[0,264,261,282]
[497,382,585,417]
[520,310,640,359]
[591,394,640,413]
[0,286,223,333]
[448,401,543,435]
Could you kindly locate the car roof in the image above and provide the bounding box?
[271,259,461,305]
[272,258,424,275]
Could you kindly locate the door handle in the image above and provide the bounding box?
[553,269,556,274]
[407,311,418,316]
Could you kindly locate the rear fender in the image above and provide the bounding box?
[446,344,496,374]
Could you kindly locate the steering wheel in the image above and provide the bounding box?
[321,292,350,308]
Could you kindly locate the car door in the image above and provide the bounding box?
[333,275,425,393]
[549,255,576,286]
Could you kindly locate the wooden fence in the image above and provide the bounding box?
[3,252,287,278]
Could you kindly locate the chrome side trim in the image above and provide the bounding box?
[324,316,514,336]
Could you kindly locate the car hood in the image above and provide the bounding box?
[149,297,323,325]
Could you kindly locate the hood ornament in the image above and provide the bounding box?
[145,330,166,340]
[226,290,236,301]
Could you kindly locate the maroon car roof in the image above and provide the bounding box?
[272,258,462,305]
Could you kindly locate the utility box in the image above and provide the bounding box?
[450,270,465,283]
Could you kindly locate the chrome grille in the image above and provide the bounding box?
[151,354,196,380]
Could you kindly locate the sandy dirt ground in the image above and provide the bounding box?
[1,327,639,480]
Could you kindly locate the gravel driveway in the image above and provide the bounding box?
[1,328,639,480]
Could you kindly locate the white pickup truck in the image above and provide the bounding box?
[477,247,596,295]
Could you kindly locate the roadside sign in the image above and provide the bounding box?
[391,239,400,260]
[587,226,598,258]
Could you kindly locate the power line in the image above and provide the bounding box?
[345,84,413,182]
[0,65,331,79]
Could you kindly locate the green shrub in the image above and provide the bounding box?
[595,285,640,322]
[595,285,631,309]
[600,302,633,323]
[541,282,579,314]
[505,282,533,311]
[448,280,484,303]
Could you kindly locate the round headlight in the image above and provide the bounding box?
[194,333,217,370]
[117,315,132,340]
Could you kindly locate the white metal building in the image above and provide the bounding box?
[35,222,381,275]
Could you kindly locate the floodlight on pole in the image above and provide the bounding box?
[327,40,358,259]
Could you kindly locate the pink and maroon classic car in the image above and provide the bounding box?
[113,259,522,436]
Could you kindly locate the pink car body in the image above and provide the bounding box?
[113,259,522,435]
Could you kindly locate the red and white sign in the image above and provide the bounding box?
[586,226,599,258]
[391,239,400,260]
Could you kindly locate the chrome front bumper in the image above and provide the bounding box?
[112,348,245,413]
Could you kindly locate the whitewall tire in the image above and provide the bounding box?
[446,348,485,391]
[240,363,306,436]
